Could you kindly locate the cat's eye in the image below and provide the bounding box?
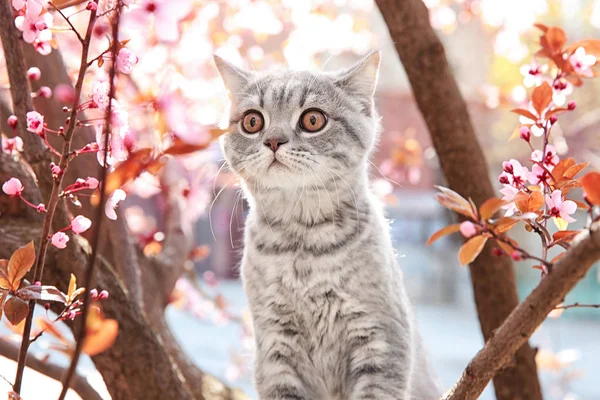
[299,109,327,133]
[241,110,264,134]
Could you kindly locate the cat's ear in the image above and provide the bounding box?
[335,50,380,99]
[213,55,251,98]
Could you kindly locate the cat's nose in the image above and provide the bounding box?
[264,137,288,152]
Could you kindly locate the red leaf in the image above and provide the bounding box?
[493,217,519,234]
[510,108,538,121]
[3,296,29,326]
[533,23,549,32]
[541,27,567,54]
[458,236,488,266]
[582,172,600,205]
[7,242,35,291]
[82,318,118,356]
[426,224,461,246]
[545,108,569,118]
[531,82,553,115]
[104,149,166,195]
[515,191,544,213]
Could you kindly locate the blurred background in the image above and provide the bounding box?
[3,0,600,399]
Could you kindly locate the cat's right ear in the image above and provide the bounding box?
[213,55,250,99]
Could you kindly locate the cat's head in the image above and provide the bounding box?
[215,51,380,190]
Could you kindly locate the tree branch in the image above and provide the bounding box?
[443,222,600,399]
[0,338,102,400]
[374,1,543,398]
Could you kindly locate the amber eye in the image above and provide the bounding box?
[299,109,327,133]
[241,110,264,134]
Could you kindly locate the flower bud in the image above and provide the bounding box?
[519,126,530,142]
[37,86,52,98]
[86,1,97,11]
[27,67,41,81]
[549,115,558,125]
[90,288,98,299]
[502,161,514,174]
[7,115,18,129]
[98,290,109,300]
[567,101,576,110]
[511,251,521,261]
[499,175,510,185]
[492,248,504,257]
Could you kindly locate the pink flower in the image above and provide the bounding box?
[2,135,24,155]
[499,184,519,216]
[126,0,192,42]
[71,215,92,234]
[2,178,24,196]
[15,12,52,44]
[545,190,577,223]
[110,100,129,128]
[459,221,478,238]
[105,189,126,220]
[531,145,559,170]
[25,0,44,18]
[27,67,41,81]
[50,162,62,178]
[95,125,129,166]
[519,61,547,88]
[527,164,550,187]
[116,48,139,74]
[569,47,596,78]
[54,84,76,104]
[91,80,110,109]
[499,159,528,187]
[84,177,99,189]
[552,78,573,106]
[12,0,25,10]
[51,232,69,249]
[26,111,44,134]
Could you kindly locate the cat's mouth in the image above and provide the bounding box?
[268,158,288,170]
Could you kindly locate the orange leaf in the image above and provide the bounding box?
[510,108,538,121]
[543,27,567,54]
[36,318,68,344]
[493,217,519,234]
[531,82,553,115]
[433,186,476,219]
[566,39,600,57]
[3,296,29,326]
[546,108,569,118]
[533,23,549,32]
[551,252,566,263]
[426,224,461,246]
[458,236,488,266]
[82,319,119,356]
[564,162,589,179]
[515,191,544,213]
[104,149,166,195]
[480,198,509,220]
[0,261,10,290]
[552,230,580,246]
[7,242,35,291]
[582,172,600,205]
[552,158,576,181]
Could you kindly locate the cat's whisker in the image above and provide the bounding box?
[212,161,228,197]
[209,175,236,242]
[368,160,403,188]
[229,188,243,249]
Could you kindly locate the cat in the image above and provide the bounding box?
[214,51,440,400]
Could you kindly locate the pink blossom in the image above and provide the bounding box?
[54,84,76,104]
[499,184,519,216]
[12,0,25,10]
[110,100,129,128]
[91,80,110,109]
[15,12,52,44]
[531,145,559,170]
[569,47,596,78]
[25,0,44,18]
[95,125,129,166]
[26,111,44,134]
[7,115,18,129]
[499,159,528,187]
[51,232,69,249]
[90,288,99,299]
[545,190,577,223]
[459,221,478,238]
[36,203,46,213]
[116,48,139,74]
[27,67,41,81]
[84,177,99,189]
[2,178,24,196]
[2,135,24,155]
[126,0,192,42]
[552,78,573,106]
[527,164,550,186]
[105,189,126,220]
[71,215,92,234]
[50,162,62,177]
[36,86,52,98]
[98,290,109,300]
[519,61,547,88]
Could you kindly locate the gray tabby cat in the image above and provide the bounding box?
[214,51,440,400]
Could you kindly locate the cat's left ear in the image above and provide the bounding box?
[335,50,380,99]
[213,55,251,98]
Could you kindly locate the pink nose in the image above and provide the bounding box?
[264,138,288,152]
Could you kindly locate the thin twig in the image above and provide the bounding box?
[554,302,600,310]
[58,5,121,399]
[48,2,84,44]
[12,5,99,394]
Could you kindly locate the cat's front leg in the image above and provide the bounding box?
[254,330,315,400]
[347,320,412,400]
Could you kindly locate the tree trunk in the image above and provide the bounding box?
[374,1,543,399]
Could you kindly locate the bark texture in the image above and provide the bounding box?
[443,223,600,399]
[374,1,543,399]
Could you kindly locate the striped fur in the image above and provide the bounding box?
[215,52,440,400]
